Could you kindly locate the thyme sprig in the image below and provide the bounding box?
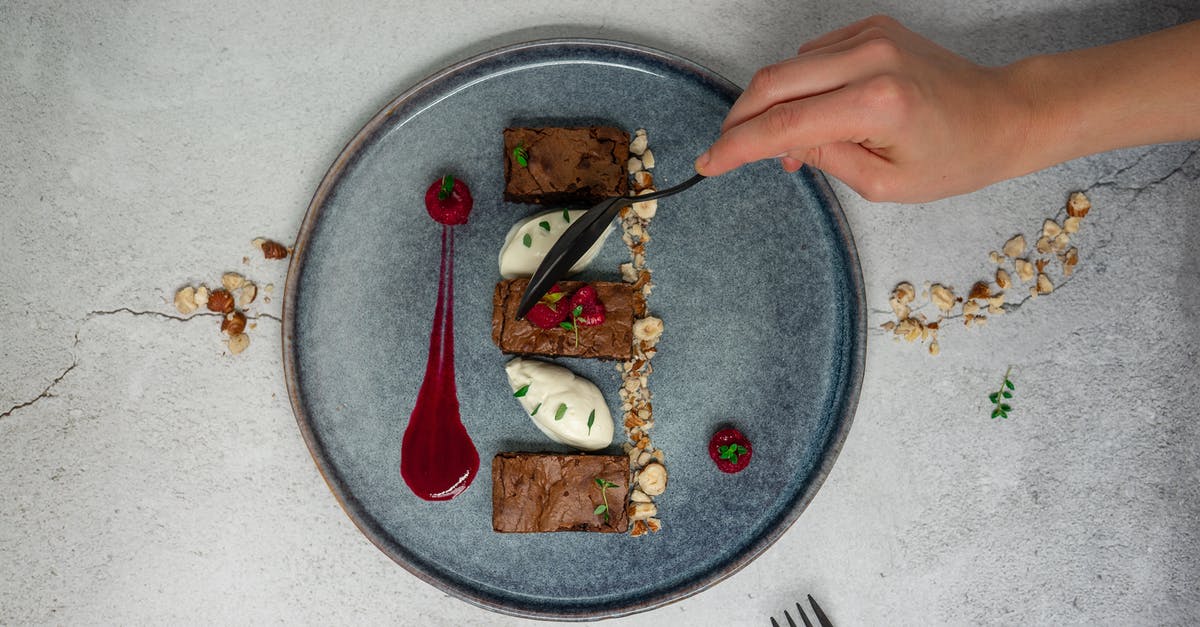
[989,366,1015,419]
[594,477,618,522]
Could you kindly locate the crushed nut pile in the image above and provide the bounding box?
[882,191,1090,354]
[616,128,666,537]
[172,238,290,355]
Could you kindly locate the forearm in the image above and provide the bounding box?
[1009,20,1200,174]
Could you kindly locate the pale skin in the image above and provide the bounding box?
[694,15,1200,203]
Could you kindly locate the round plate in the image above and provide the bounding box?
[283,39,865,621]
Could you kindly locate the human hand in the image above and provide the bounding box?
[694,15,1036,203]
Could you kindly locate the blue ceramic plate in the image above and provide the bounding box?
[283,39,864,621]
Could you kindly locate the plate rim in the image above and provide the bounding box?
[282,36,866,621]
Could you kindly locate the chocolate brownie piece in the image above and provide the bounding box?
[492,452,629,533]
[492,278,641,361]
[504,127,630,204]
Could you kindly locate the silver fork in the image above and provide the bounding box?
[770,594,832,627]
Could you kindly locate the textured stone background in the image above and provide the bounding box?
[2,1,1199,625]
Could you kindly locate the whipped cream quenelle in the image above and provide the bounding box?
[498,209,612,279]
[505,358,614,451]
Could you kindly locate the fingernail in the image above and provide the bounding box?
[694,151,710,172]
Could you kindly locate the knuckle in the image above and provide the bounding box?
[858,36,902,65]
[861,74,910,109]
[747,64,780,98]
[863,14,899,29]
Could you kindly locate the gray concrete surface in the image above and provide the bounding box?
[2,1,1199,625]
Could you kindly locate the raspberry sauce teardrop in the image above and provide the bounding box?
[400,177,478,501]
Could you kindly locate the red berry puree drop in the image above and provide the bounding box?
[400,176,478,501]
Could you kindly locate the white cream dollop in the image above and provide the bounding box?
[505,357,614,451]
[498,209,612,279]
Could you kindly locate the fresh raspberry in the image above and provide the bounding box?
[424,174,473,225]
[568,284,606,326]
[524,284,570,329]
[709,427,752,474]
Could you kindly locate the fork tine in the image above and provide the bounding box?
[796,602,814,627]
[783,609,797,627]
[807,594,833,627]
[770,619,781,627]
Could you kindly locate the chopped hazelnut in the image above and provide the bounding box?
[968,281,991,300]
[173,286,197,315]
[1037,273,1054,294]
[1066,191,1091,218]
[1003,235,1026,258]
[1042,219,1062,238]
[995,268,1012,289]
[1014,259,1035,282]
[221,310,247,335]
[930,284,955,312]
[207,289,235,313]
[1063,217,1082,234]
[221,272,245,291]
[227,332,250,355]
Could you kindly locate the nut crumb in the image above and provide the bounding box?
[221,311,247,335]
[207,289,235,313]
[174,286,197,314]
[1063,217,1081,234]
[238,283,257,307]
[1042,219,1062,238]
[1066,191,1091,218]
[989,251,1004,265]
[995,268,1011,290]
[930,284,955,312]
[1003,235,1026,258]
[641,149,655,169]
[1014,259,1034,283]
[1037,273,1053,294]
[221,272,245,291]
[257,239,289,260]
[227,333,250,355]
[627,157,643,173]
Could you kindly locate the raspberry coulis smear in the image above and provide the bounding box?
[400,175,479,501]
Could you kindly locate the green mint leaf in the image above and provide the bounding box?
[522,233,532,247]
[1002,391,1012,399]
[988,392,999,403]
[1000,403,1011,412]
[594,504,607,515]
[438,174,454,200]
[595,477,605,488]
[559,321,574,331]
[538,220,551,231]
[1005,379,1015,390]
[572,305,583,317]
[513,145,528,167]
[587,409,595,434]
[735,444,747,455]
[555,403,567,421]
[513,384,529,398]
[531,403,541,415]
[562,209,571,223]
[999,411,1009,418]
[991,408,1001,418]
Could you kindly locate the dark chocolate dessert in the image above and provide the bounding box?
[492,278,641,360]
[492,452,630,533]
[504,127,630,204]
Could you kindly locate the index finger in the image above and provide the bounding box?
[697,89,874,177]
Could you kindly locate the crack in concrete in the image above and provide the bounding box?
[1,307,283,420]
[85,307,282,323]
[0,361,77,420]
